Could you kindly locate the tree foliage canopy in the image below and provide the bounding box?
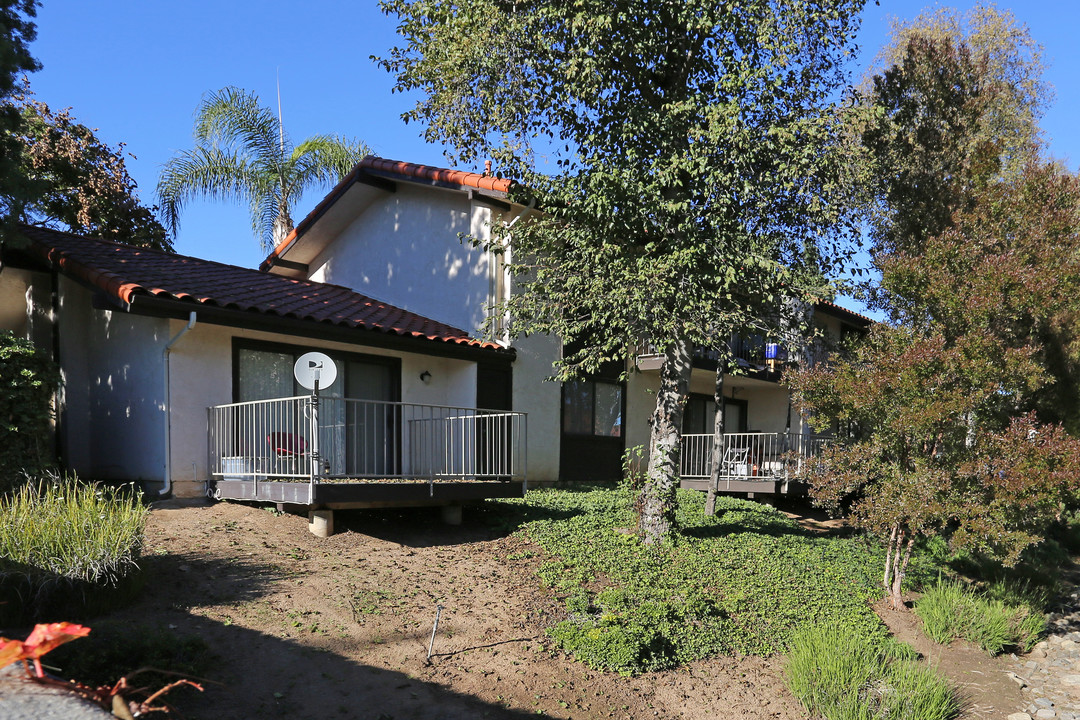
[380,0,867,541]
[0,0,40,238]
[7,86,173,251]
[157,87,371,252]
[792,5,1080,606]
[381,0,863,369]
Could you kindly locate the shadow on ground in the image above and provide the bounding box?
[50,548,558,720]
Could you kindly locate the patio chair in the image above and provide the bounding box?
[720,446,750,477]
[267,432,308,476]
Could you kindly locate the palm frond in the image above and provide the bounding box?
[291,136,371,189]
[156,146,263,234]
[249,179,285,252]
[193,87,287,173]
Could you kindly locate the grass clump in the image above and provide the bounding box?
[492,485,889,674]
[0,476,149,623]
[914,581,1045,655]
[786,624,962,720]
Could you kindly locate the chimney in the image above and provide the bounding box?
[483,159,492,177]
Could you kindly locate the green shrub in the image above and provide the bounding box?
[0,476,149,623]
[0,331,60,490]
[786,624,962,720]
[914,581,1045,655]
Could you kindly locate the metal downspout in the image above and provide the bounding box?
[161,311,197,497]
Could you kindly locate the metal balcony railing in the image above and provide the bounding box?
[680,431,828,482]
[208,396,527,498]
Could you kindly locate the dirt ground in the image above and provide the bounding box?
[93,498,1026,720]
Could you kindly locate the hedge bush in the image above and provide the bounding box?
[0,330,60,490]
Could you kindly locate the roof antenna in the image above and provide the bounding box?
[276,68,284,155]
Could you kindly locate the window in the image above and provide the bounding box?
[682,394,747,434]
[562,379,623,438]
[233,341,401,476]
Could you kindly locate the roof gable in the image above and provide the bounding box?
[261,155,516,275]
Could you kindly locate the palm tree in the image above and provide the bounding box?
[157,87,370,252]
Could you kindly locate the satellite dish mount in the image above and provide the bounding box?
[293,352,337,482]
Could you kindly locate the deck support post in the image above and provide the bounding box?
[441,503,462,526]
[309,509,334,537]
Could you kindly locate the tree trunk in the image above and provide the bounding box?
[640,339,693,544]
[271,196,294,250]
[891,534,916,609]
[705,364,725,516]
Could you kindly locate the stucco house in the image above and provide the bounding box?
[258,156,872,493]
[0,155,870,528]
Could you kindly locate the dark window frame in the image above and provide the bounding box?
[682,393,748,435]
[561,377,625,438]
[231,338,401,403]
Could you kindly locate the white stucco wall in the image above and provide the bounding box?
[307,185,496,337]
[625,369,658,455]
[55,277,170,483]
[626,365,794,452]
[510,333,562,484]
[0,267,31,337]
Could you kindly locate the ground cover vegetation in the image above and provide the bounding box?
[0,476,149,625]
[157,86,371,252]
[789,4,1080,609]
[491,485,893,675]
[380,0,869,543]
[914,581,1045,656]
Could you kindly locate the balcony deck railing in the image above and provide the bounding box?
[680,431,828,483]
[208,396,527,499]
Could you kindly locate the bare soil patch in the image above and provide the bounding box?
[77,499,1027,719]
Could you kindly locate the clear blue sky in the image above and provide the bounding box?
[23,1,1080,306]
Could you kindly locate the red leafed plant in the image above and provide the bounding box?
[0,621,91,677]
[0,622,203,717]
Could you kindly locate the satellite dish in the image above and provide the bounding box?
[294,352,337,391]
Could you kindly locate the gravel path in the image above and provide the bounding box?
[1008,567,1080,720]
[0,664,112,720]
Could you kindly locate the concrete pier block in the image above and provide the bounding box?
[441,504,462,526]
[309,509,334,537]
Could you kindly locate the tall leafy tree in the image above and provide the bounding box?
[158,87,371,252]
[793,7,1080,607]
[9,86,172,252]
[853,4,1049,316]
[0,0,40,239]
[380,0,865,542]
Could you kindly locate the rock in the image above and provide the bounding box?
[1062,675,1080,686]
[1009,672,1031,688]
[1009,713,1034,720]
[1036,710,1057,719]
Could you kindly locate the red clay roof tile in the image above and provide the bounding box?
[19,225,505,352]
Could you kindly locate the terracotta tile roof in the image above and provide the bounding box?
[18,225,506,351]
[263,155,514,271]
[814,299,876,326]
[359,156,513,194]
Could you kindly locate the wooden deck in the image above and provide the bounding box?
[211,478,525,509]
[679,477,807,496]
